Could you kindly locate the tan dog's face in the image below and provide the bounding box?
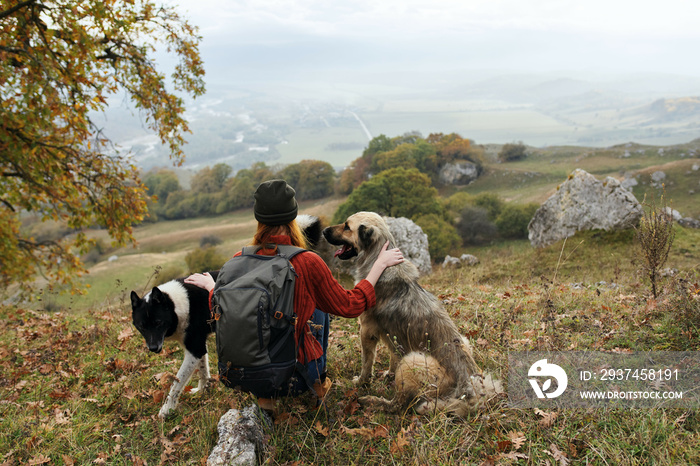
[323,212,384,260]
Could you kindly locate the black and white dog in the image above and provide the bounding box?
[130,273,217,419]
[130,215,328,418]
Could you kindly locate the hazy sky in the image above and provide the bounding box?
[169,0,700,83]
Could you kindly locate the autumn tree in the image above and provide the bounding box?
[191,164,232,194]
[0,0,205,294]
[279,159,335,201]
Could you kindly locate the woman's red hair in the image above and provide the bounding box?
[252,219,308,249]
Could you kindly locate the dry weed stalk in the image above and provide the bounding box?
[635,192,675,298]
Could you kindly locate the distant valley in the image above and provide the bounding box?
[97,71,700,172]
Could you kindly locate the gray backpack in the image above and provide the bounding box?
[212,244,312,398]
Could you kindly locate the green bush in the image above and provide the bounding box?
[471,192,505,221]
[495,203,539,239]
[184,247,226,274]
[414,214,461,262]
[200,235,222,248]
[444,192,474,217]
[457,206,498,245]
[498,141,527,162]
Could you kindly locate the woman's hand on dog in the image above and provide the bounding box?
[184,272,215,292]
[365,241,404,286]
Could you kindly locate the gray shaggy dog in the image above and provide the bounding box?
[323,212,502,416]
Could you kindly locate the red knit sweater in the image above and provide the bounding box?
[211,235,376,363]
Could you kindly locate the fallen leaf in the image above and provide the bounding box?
[54,408,71,425]
[341,426,374,439]
[372,425,390,439]
[390,429,411,454]
[496,440,511,452]
[152,390,166,404]
[548,443,570,466]
[118,326,134,341]
[497,452,529,461]
[344,399,361,415]
[535,408,558,428]
[14,380,28,391]
[507,431,526,450]
[28,455,51,465]
[314,421,329,437]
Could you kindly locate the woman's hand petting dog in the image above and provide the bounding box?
[365,241,404,287]
[185,272,216,292]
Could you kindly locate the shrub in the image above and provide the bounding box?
[471,192,505,221]
[444,192,474,217]
[200,235,223,248]
[495,203,540,239]
[498,142,527,162]
[414,214,461,262]
[457,206,498,245]
[185,247,227,274]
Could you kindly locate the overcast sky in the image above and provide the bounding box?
[169,0,700,84]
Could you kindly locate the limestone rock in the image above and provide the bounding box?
[442,254,479,268]
[651,171,666,187]
[663,207,683,222]
[528,169,643,248]
[439,161,479,185]
[207,406,270,466]
[679,217,700,229]
[384,217,432,275]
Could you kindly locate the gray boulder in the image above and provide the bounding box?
[442,254,479,268]
[651,171,666,187]
[528,169,643,248]
[384,217,432,275]
[679,217,700,229]
[663,207,683,222]
[439,161,479,185]
[207,406,270,466]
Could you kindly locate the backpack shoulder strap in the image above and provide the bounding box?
[276,244,307,260]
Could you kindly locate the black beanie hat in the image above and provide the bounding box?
[254,180,298,226]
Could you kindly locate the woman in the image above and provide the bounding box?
[185,179,403,412]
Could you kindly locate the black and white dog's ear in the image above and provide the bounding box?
[358,224,374,247]
[150,287,163,304]
[130,290,141,310]
[297,214,323,249]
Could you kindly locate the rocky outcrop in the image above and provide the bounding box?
[439,161,479,185]
[528,169,643,248]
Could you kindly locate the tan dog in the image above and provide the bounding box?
[323,212,501,416]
